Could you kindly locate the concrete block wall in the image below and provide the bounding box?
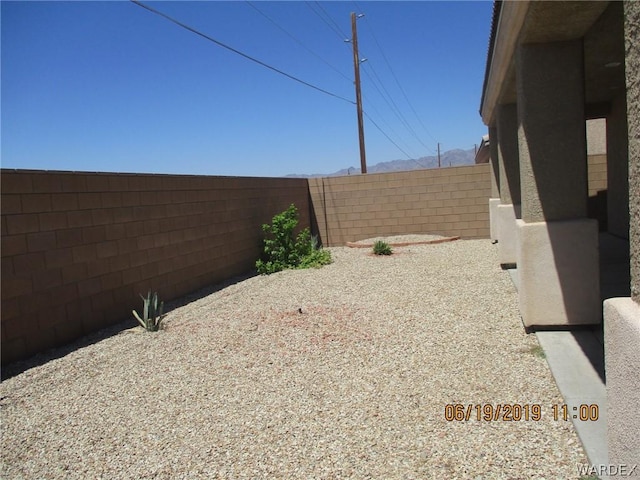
[309,164,491,247]
[1,170,309,364]
[587,154,607,196]
[2,165,495,365]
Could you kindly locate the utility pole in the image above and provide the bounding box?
[351,12,367,174]
[437,142,441,168]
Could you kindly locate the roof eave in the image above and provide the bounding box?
[479,1,530,126]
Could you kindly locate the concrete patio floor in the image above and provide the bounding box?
[503,232,631,477]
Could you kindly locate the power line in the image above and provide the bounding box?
[361,92,419,158]
[314,2,350,39]
[363,64,413,135]
[308,1,350,41]
[131,0,355,105]
[302,4,424,163]
[355,0,439,145]
[246,1,352,84]
[133,1,412,168]
[346,6,426,159]
[365,61,436,154]
[305,2,349,43]
[360,85,419,158]
[346,4,435,155]
[363,111,412,160]
[361,64,432,156]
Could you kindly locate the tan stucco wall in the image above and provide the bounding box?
[607,92,631,239]
[605,298,640,468]
[489,126,500,198]
[626,1,640,302]
[605,3,640,471]
[516,40,588,223]
[497,104,521,205]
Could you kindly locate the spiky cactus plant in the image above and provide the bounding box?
[132,291,165,331]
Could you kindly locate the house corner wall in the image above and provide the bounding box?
[605,0,640,469]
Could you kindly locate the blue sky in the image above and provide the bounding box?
[2,1,493,177]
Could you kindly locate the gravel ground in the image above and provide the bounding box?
[1,238,587,479]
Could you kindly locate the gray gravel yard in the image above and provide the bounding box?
[0,238,587,479]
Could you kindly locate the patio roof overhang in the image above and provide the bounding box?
[479,1,623,126]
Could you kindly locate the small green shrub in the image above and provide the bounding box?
[132,291,165,331]
[373,240,393,255]
[256,205,331,274]
[298,246,332,269]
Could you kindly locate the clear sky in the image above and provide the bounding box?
[1,1,493,178]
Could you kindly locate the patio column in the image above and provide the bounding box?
[496,103,521,267]
[606,91,630,239]
[515,40,600,327]
[488,125,500,242]
[605,0,640,468]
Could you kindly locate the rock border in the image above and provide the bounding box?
[345,236,461,248]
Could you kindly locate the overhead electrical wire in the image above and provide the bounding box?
[302,2,421,161]
[360,65,424,157]
[363,61,436,155]
[246,1,413,161]
[305,2,422,161]
[369,51,436,149]
[305,1,350,43]
[363,111,412,160]
[361,93,419,158]
[314,2,350,39]
[307,2,434,157]
[245,1,352,84]
[130,0,355,105]
[354,0,439,146]
[134,0,416,166]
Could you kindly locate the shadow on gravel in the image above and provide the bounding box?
[1,270,258,382]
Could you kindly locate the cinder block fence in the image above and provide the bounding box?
[1,164,491,365]
[1,170,309,365]
[309,165,491,246]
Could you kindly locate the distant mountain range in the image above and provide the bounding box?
[286,148,476,178]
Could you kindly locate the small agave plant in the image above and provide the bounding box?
[132,291,165,331]
[373,240,393,256]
